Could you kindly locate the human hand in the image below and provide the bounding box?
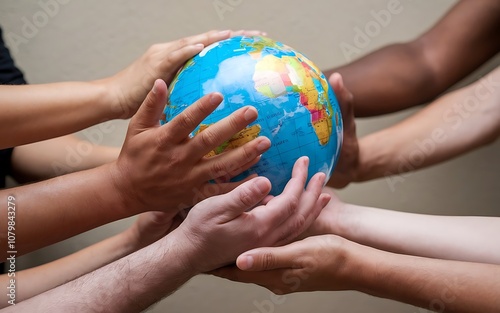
[300,186,350,238]
[109,79,271,215]
[213,235,356,294]
[327,73,360,188]
[170,157,331,274]
[105,30,266,119]
[124,211,183,251]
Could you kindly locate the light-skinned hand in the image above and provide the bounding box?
[171,156,331,273]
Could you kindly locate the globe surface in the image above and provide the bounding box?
[162,36,343,195]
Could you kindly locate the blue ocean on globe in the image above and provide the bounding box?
[162,36,343,195]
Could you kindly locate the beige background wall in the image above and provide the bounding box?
[1,1,499,312]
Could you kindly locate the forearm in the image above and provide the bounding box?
[325,41,438,116]
[0,230,137,308]
[324,0,500,117]
[7,235,196,313]
[348,244,500,312]
[335,203,500,264]
[354,69,500,183]
[0,80,117,149]
[11,135,120,182]
[0,163,131,260]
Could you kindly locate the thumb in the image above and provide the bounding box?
[236,245,294,271]
[209,176,272,222]
[329,73,354,114]
[129,79,168,134]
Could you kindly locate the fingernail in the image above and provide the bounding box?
[334,73,343,88]
[210,93,222,106]
[240,255,254,270]
[317,172,326,186]
[218,30,230,36]
[244,107,257,121]
[322,193,332,205]
[254,177,269,194]
[152,79,160,94]
[257,137,270,152]
[194,43,204,50]
[303,156,310,166]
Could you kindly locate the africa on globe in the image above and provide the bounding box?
[162,36,343,195]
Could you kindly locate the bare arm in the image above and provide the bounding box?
[0,80,269,260]
[324,0,500,117]
[0,82,113,149]
[0,211,175,308]
[3,159,329,312]
[355,66,500,184]
[217,235,500,313]
[327,67,500,188]
[308,188,500,264]
[0,30,245,149]
[10,135,120,182]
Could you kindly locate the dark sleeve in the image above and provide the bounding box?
[0,26,28,188]
[0,27,27,85]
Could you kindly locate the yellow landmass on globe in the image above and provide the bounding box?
[196,124,262,157]
[314,117,332,146]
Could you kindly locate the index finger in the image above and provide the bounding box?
[251,157,309,227]
[176,30,231,49]
[161,93,222,144]
[179,29,266,49]
[236,243,302,271]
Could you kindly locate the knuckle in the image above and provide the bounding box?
[239,144,257,162]
[237,186,255,207]
[286,196,299,216]
[278,229,292,244]
[203,33,211,43]
[195,95,216,116]
[261,252,276,270]
[204,30,219,43]
[293,214,307,232]
[177,37,189,48]
[347,92,354,103]
[178,111,197,131]
[210,160,229,178]
[155,130,171,148]
[199,129,220,149]
[170,151,186,166]
[279,215,306,244]
[228,113,243,132]
[165,52,176,65]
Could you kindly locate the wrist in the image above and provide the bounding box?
[160,230,200,277]
[338,239,388,294]
[355,132,390,182]
[85,79,120,121]
[92,77,128,120]
[332,203,363,239]
[120,225,145,254]
[102,162,144,217]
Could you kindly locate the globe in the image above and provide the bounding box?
[162,36,343,196]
